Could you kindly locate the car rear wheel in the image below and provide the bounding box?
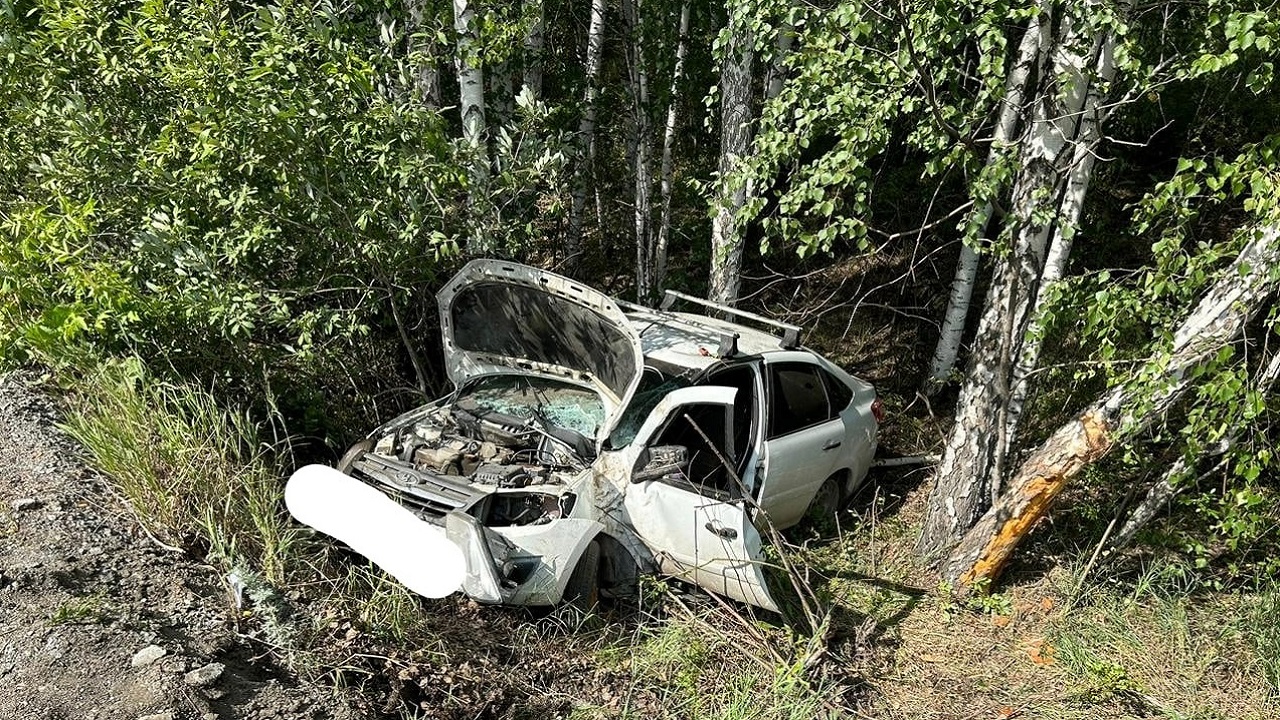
[802,476,843,534]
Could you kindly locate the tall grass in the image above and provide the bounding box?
[1049,561,1280,718]
[61,358,299,583]
[603,608,835,720]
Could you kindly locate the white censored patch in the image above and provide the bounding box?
[285,464,465,598]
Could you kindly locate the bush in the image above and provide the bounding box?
[0,0,462,391]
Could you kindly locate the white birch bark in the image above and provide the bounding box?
[454,0,486,157]
[623,0,655,299]
[653,0,691,296]
[1107,347,1280,551]
[918,14,1057,559]
[522,0,544,100]
[919,1,1130,559]
[941,219,1280,587]
[708,15,755,307]
[927,17,1042,387]
[567,0,607,268]
[1002,14,1122,449]
[453,0,491,252]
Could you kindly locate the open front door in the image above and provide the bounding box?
[621,386,779,612]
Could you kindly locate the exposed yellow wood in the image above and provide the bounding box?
[957,411,1113,588]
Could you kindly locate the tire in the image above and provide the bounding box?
[563,540,601,610]
[802,476,843,533]
[337,439,374,475]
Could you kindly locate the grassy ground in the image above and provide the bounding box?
[53,358,1280,719]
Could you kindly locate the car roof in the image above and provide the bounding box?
[624,307,791,371]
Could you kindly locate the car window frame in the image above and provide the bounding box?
[641,402,739,501]
[819,365,854,414]
[765,360,835,440]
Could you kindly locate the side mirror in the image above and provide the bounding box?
[631,445,689,483]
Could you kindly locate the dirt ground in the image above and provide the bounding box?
[0,373,363,720]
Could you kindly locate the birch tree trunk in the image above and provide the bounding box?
[623,0,655,300]
[918,2,1127,560]
[708,14,755,307]
[1003,13,1124,448]
[763,8,796,101]
[453,0,492,253]
[404,0,443,108]
[927,17,1042,388]
[653,0,691,295]
[566,0,607,269]
[521,0,544,100]
[1107,347,1280,551]
[940,220,1280,589]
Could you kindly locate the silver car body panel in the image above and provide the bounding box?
[445,512,604,605]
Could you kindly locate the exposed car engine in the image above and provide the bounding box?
[346,403,586,528]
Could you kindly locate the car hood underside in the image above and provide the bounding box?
[437,260,644,441]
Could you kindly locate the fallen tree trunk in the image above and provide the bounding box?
[941,219,1280,588]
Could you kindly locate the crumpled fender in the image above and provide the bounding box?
[445,512,604,605]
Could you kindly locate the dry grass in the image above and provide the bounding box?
[808,473,1280,720]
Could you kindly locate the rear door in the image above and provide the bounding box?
[621,387,779,612]
[756,358,845,528]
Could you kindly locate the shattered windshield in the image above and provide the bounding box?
[453,375,605,439]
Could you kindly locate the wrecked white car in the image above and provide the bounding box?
[309,260,880,612]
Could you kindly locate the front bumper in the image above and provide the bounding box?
[445,512,602,605]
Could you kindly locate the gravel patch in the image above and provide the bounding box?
[0,372,361,720]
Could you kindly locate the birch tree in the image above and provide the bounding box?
[1107,339,1280,552]
[566,0,607,268]
[453,0,493,253]
[918,0,1131,559]
[653,0,692,294]
[941,218,1280,589]
[622,0,656,298]
[521,0,544,100]
[708,6,755,307]
[406,0,445,107]
[926,18,1042,387]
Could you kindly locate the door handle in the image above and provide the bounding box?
[822,439,842,451]
[704,521,738,540]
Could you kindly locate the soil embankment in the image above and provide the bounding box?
[0,374,357,720]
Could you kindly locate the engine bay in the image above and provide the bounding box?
[353,398,590,528]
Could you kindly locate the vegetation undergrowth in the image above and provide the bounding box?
[32,342,1280,720]
[1048,561,1280,718]
[61,357,299,584]
[588,599,839,720]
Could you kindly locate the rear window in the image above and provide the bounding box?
[823,368,854,411]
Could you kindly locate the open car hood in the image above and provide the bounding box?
[437,260,644,443]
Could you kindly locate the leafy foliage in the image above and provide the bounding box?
[740,0,1032,256]
[0,0,464,385]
